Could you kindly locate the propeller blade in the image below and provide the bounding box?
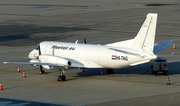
[37,43,44,74]
[84,38,87,44]
[38,44,41,55]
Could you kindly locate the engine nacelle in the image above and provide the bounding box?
[42,65,52,70]
[30,59,39,67]
[38,55,71,68]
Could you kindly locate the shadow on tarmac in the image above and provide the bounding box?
[0,98,68,106]
[76,61,180,77]
[0,24,89,46]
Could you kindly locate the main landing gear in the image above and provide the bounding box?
[105,69,115,75]
[57,69,66,81]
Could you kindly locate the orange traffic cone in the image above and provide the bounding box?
[166,77,170,85]
[0,82,3,90]
[22,71,26,78]
[17,66,20,73]
[172,44,176,50]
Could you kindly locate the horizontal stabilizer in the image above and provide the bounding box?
[153,40,173,54]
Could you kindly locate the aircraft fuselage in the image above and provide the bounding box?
[28,41,152,69]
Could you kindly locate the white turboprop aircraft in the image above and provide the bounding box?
[4,13,173,81]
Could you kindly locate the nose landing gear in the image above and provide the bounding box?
[39,65,48,74]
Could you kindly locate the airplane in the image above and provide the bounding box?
[3,13,173,81]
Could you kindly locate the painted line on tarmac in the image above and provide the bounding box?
[58,5,87,8]
[16,21,28,24]
[160,26,174,28]
[59,23,72,25]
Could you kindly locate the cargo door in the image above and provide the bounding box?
[45,44,54,55]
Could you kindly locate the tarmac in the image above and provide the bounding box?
[0,0,180,106]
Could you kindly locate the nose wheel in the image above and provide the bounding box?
[39,65,47,74]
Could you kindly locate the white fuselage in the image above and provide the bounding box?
[29,41,154,69]
[27,13,159,70]
[4,13,172,76]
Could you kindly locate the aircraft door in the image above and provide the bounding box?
[45,44,54,55]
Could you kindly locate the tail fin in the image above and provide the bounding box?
[106,13,158,52]
[133,13,157,52]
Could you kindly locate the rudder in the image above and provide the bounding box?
[133,13,158,52]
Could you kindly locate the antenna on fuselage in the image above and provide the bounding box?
[37,43,41,55]
[75,40,78,44]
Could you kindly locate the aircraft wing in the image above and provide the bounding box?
[3,59,103,68]
[3,62,33,65]
[3,61,84,67]
[153,40,173,54]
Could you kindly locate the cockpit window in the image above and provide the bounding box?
[35,45,39,50]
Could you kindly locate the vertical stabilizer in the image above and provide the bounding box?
[133,13,157,52]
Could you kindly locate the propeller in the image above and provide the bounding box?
[37,44,41,56]
[37,43,44,74]
[84,38,87,44]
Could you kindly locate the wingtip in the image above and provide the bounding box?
[3,62,7,64]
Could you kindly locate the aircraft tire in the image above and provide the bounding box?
[163,71,167,76]
[58,76,63,81]
[62,75,66,81]
[155,72,158,76]
[58,75,66,81]
[106,69,114,75]
[152,71,155,75]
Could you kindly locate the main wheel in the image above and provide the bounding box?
[152,71,155,75]
[155,72,158,76]
[163,71,167,76]
[58,75,66,81]
[58,76,63,81]
[106,69,114,75]
[62,75,66,81]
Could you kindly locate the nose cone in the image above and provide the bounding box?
[28,50,38,59]
[28,50,34,59]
